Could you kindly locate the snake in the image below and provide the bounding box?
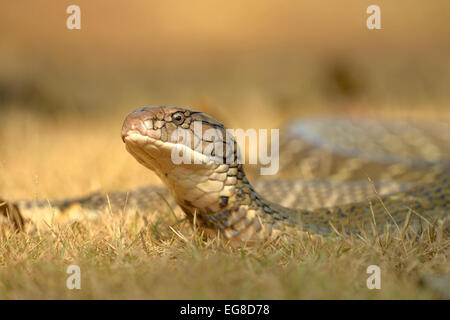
[1,106,449,244]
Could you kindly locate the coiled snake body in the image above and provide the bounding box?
[1,106,449,244]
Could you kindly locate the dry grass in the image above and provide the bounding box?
[0,205,448,299]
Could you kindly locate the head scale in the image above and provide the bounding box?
[122,106,242,215]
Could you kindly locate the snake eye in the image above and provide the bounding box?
[172,112,185,125]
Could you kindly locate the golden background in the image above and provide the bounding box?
[1,0,449,197]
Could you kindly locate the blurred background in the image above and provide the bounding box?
[1,0,449,200]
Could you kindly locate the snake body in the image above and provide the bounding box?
[1,106,449,243]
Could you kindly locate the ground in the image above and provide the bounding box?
[0,210,448,299]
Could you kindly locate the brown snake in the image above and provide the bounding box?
[1,106,449,244]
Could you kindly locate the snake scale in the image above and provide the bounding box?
[1,106,449,244]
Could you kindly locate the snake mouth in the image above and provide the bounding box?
[123,131,160,157]
[122,130,135,142]
[123,131,167,175]
[122,129,144,143]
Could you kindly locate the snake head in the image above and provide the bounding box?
[121,106,234,166]
[121,106,241,210]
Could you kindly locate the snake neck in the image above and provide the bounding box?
[172,162,296,242]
